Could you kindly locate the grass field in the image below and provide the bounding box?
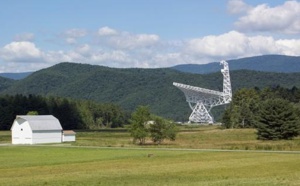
[1,126,300,185]
[73,126,300,151]
[0,146,299,185]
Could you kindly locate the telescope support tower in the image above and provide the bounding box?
[173,60,232,123]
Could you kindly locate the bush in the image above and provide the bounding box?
[149,117,178,144]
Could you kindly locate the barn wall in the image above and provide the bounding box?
[63,134,76,142]
[11,120,33,144]
[32,131,62,144]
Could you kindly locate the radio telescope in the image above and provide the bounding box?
[173,60,232,123]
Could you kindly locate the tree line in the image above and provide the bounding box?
[222,86,300,140]
[1,85,300,141]
[0,94,129,130]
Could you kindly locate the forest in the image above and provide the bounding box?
[222,86,300,139]
[0,94,129,130]
[1,85,300,132]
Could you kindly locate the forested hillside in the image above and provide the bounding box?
[172,55,300,74]
[0,77,15,92]
[1,62,300,121]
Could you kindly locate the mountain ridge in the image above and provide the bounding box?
[172,55,300,74]
[2,61,300,121]
[1,55,300,80]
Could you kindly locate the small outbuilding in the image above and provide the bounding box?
[11,115,63,144]
[62,130,76,142]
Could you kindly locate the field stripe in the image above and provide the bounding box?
[2,143,300,154]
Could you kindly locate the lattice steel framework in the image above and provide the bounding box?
[173,60,232,123]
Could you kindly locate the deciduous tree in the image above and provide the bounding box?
[149,117,178,144]
[129,106,151,145]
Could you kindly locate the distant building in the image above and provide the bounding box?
[11,115,63,144]
[62,130,76,142]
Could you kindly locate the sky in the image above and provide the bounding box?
[1,0,300,72]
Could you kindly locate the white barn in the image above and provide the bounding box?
[11,115,63,144]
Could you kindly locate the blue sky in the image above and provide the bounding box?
[1,0,300,72]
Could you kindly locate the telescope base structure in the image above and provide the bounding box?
[189,102,213,124]
[173,60,232,124]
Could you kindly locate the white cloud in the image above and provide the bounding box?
[14,33,35,42]
[2,28,300,72]
[234,1,300,34]
[185,31,300,62]
[0,41,42,62]
[62,28,87,44]
[75,44,91,56]
[98,26,118,36]
[227,0,252,14]
[43,50,73,63]
[96,27,160,50]
[276,39,300,56]
[186,31,249,58]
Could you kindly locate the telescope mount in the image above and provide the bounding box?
[173,60,232,124]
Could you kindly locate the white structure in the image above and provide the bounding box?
[62,130,76,142]
[173,60,232,123]
[11,115,63,144]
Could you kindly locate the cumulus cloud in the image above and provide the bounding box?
[0,41,42,62]
[186,31,248,58]
[234,1,300,34]
[185,31,300,62]
[98,26,118,36]
[227,0,252,14]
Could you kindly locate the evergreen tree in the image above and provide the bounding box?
[256,98,300,140]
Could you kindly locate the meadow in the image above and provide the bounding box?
[0,126,300,185]
[74,125,300,151]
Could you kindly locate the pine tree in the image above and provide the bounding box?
[256,98,300,140]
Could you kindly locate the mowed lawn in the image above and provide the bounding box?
[0,146,299,186]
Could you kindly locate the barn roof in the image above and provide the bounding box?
[63,130,76,135]
[15,115,63,131]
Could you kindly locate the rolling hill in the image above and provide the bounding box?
[1,62,300,121]
[1,55,300,81]
[172,55,300,74]
[0,76,15,92]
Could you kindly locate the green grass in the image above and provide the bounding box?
[2,126,300,151]
[73,126,300,151]
[0,146,299,186]
[1,127,300,185]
